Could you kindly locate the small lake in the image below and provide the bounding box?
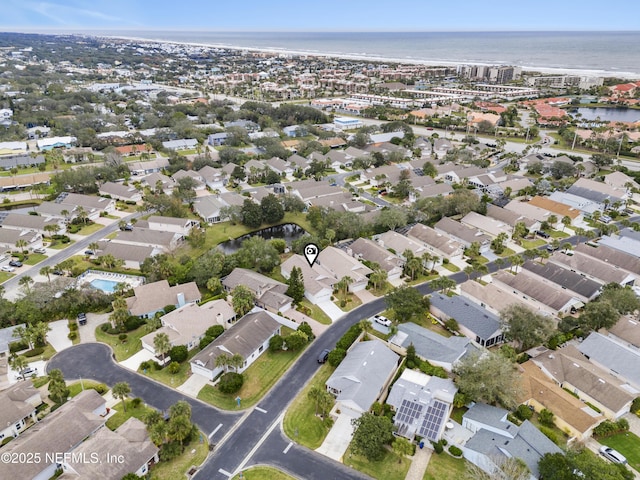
[217,223,307,254]
[570,107,640,123]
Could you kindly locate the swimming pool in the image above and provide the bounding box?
[90,278,120,293]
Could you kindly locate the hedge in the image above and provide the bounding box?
[336,323,362,351]
[24,347,45,357]
[448,445,462,457]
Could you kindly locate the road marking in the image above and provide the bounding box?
[209,423,223,439]
[218,469,232,477]
[255,406,267,414]
[234,412,284,476]
[283,442,293,454]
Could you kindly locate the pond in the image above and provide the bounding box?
[570,107,640,123]
[217,223,307,254]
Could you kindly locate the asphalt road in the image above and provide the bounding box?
[47,343,242,443]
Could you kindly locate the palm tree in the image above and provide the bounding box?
[215,353,231,373]
[231,285,254,317]
[19,276,34,295]
[405,257,422,281]
[359,319,372,340]
[168,414,192,445]
[229,353,244,372]
[561,216,572,232]
[10,355,28,376]
[43,223,59,237]
[308,385,323,416]
[169,400,192,420]
[149,420,169,446]
[88,242,100,254]
[40,265,53,283]
[112,382,131,412]
[15,239,28,251]
[463,265,474,281]
[509,255,524,273]
[153,333,171,364]
[336,276,353,299]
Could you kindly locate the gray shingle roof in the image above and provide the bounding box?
[522,260,601,299]
[578,332,640,389]
[429,293,502,342]
[395,322,471,365]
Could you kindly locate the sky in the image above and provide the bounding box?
[1,0,639,32]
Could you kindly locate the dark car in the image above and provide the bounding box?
[84,250,94,256]
[53,269,64,276]
[317,349,330,364]
[9,260,22,267]
[536,230,550,239]
[77,312,87,326]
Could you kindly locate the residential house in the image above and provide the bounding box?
[387,369,457,441]
[283,125,307,137]
[0,141,26,156]
[0,213,64,236]
[578,332,640,392]
[405,223,465,260]
[96,241,155,270]
[141,299,235,353]
[0,172,50,192]
[34,202,77,222]
[376,231,430,259]
[287,154,310,171]
[0,325,19,358]
[36,136,76,151]
[146,215,199,237]
[222,268,293,313]
[567,178,627,210]
[460,211,512,238]
[171,169,206,190]
[111,228,183,252]
[527,196,583,225]
[548,190,603,216]
[128,158,170,176]
[98,182,142,202]
[598,229,640,258]
[126,280,201,318]
[462,404,562,480]
[325,150,351,169]
[459,280,538,317]
[410,182,454,202]
[190,309,282,380]
[208,132,228,146]
[433,217,491,253]
[326,340,399,416]
[492,270,583,316]
[224,120,260,133]
[532,346,635,419]
[198,166,228,189]
[0,382,41,441]
[193,195,233,224]
[574,243,640,279]
[390,322,476,371]
[347,238,404,282]
[494,177,533,197]
[0,154,45,170]
[429,292,503,347]
[548,250,636,286]
[603,171,639,191]
[162,138,198,151]
[0,390,107,480]
[608,316,640,351]
[59,418,159,480]
[504,200,561,227]
[518,361,603,442]
[265,157,294,176]
[0,229,42,251]
[280,255,335,305]
[316,246,373,292]
[485,204,539,233]
[58,193,116,220]
[432,138,453,158]
[521,260,602,302]
[309,191,370,213]
[436,165,487,184]
[114,144,150,156]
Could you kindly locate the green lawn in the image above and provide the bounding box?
[49,240,75,249]
[283,363,335,449]
[521,239,546,249]
[449,407,468,425]
[67,379,107,398]
[368,281,394,297]
[406,273,439,286]
[149,430,208,480]
[423,452,468,480]
[0,271,14,283]
[334,290,362,312]
[600,431,640,472]
[232,467,296,480]
[441,262,460,273]
[548,229,570,239]
[105,399,156,430]
[94,324,148,361]
[75,222,105,235]
[140,361,191,387]
[344,446,410,480]
[497,247,516,258]
[198,347,304,410]
[23,253,47,265]
[298,299,332,325]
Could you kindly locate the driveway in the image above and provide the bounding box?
[353,289,377,305]
[78,313,109,344]
[177,374,209,398]
[119,348,156,372]
[46,319,72,352]
[317,301,345,322]
[316,411,357,461]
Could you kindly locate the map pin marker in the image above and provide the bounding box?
[304,243,320,267]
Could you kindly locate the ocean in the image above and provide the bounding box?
[94,30,640,78]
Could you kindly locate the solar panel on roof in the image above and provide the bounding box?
[418,400,448,442]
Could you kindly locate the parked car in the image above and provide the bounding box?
[1,265,15,272]
[373,315,392,327]
[536,230,550,239]
[33,247,46,254]
[317,349,330,364]
[9,260,22,267]
[77,312,87,326]
[53,269,64,276]
[84,250,94,256]
[600,446,627,465]
[19,367,37,379]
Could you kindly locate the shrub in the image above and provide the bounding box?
[449,445,462,457]
[118,333,128,342]
[594,419,630,438]
[139,361,152,371]
[269,334,284,352]
[152,361,162,371]
[94,384,107,394]
[297,321,314,340]
[328,348,346,367]
[167,362,181,374]
[168,345,188,363]
[516,404,533,421]
[9,340,28,353]
[24,347,44,357]
[100,323,110,332]
[539,425,560,445]
[131,397,142,408]
[631,397,640,413]
[124,316,146,331]
[159,441,182,461]
[205,325,224,339]
[336,324,362,351]
[199,336,213,350]
[538,409,555,427]
[218,372,244,394]
[69,323,78,331]
[432,441,443,454]
[163,305,177,314]
[67,332,76,340]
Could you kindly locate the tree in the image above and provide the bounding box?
[369,268,388,291]
[335,275,353,299]
[285,331,307,351]
[10,355,28,376]
[48,368,70,404]
[168,414,192,445]
[169,400,192,421]
[454,352,521,409]
[509,254,524,273]
[385,286,428,322]
[539,450,633,480]
[392,437,413,464]
[512,221,528,244]
[234,236,280,273]
[423,161,438,178]
[579,300,620,331]
[599,283,640,315]
[429,276,456,294]
[112,382,131,412]
[149,420,169,446]
[19,275,34,295]
[561,215,572,231]
[229,353,244,371]
[231,285,254,317]
[538,408,555,427]
[500,305,555,352]
[260,194,284,224]
[350,412,394,461]
[240,198,263,228]
[466,456,530,480]
[206,277,223,295]
[153,332,171,364]
[286,266,305,304]
[215,353,231,372]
